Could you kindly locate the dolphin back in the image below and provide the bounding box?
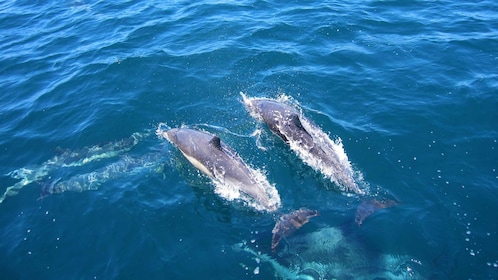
[245,98,315,149]
[163,128,227,178]
[158,127,281,212]
[243,95,365,195]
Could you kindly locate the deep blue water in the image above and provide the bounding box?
[1,0,497,279]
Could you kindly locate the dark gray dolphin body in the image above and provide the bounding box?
[246,99,327,160]
[157,127,281,212]
[243,95,364,195]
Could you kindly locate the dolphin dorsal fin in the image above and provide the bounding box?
[290,114,305,130]
[209,136,222,151]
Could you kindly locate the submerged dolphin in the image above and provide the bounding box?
[42,152,166,196]
[235,226,425,279]
[1,130,152,204]
[157,126,281,212]
[242,94,365,195]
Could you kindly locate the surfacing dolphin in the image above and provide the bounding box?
[242,93,365,195]
[156,124,281,212]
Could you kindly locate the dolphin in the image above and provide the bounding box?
[235,226,425,279]
[1,130,152,204]
[157,126,281,212]
[242,94,365,195]
[41,152,166,197]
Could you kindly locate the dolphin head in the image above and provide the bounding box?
[163,128,180,144]
[243,97,312,145]
[243,97,294,122]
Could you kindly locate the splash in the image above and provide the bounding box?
[292,116,366,195]
[211,167,281,212]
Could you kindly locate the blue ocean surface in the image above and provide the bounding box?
[1,0,497,279]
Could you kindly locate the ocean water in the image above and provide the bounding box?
[1,0,497,279]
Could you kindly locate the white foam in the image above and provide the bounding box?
[211,167,281,212]
[296,117,366,195]
[155,123,171,140]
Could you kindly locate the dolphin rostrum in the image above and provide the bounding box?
[242,93,365,195]
[156,125,281,212]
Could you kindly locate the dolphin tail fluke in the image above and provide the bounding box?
[355,198,398,226]
[271,208,319,251]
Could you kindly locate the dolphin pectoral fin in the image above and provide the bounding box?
[275,130,289,143]
[209,136,223,151]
